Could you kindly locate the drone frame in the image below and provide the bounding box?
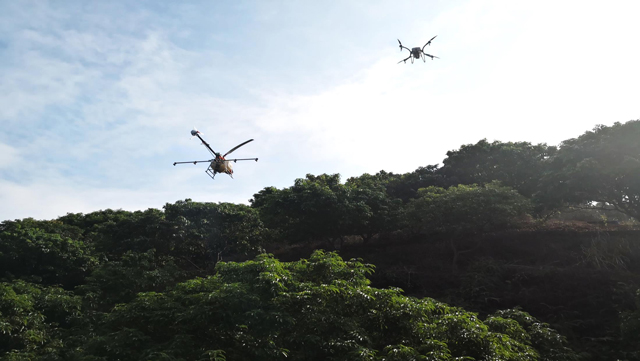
[397,36,439,64]
[173,130,258,180]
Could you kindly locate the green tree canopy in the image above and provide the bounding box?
[82,251,577,361]
[346,173,405,243]
[59,208,169,258]
[251,174,370,248]
[407,182,532,236]
[440,139,555,199]
[386,166,450,202]
[77,249,186,311]
[0,219,97,288]
[163,200,265,268]
[0,280,81,360]
[406,182,532,271]
[541,120,640,220]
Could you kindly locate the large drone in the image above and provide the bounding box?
[173,128,258,179]
[397,35,439,64]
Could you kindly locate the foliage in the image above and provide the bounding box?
[58,208,169,258]
[440,139,555,198]
[345,170,400,190]
[81,251,575,360]
[406,182,532,237]
[486,309,578,361]
[251,174,371,248]
[77,250,186,311]
[386,166,450,202]
[406,182,531,272]
[347,174,405,243]
[0,280,81,360]
[164,200,265,267]
[619,289,640,360]
[0,219,97,288]
[540,120,640,220]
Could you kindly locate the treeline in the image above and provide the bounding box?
[252,120,639,248]
[1,120,639,360]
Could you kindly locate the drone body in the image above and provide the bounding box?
[410,47,422,59]
[173,128,258,180]
[397,35,439,64]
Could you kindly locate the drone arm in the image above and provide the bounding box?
[397,55,412,64]
[422,35,437,51]
[173,160,213,166]
[225,158,259,162]
[423,53,439,60]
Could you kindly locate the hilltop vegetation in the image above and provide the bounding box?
[1,120,640,360]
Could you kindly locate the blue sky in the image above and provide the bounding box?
[1,0,639,221]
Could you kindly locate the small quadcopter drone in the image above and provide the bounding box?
[173,128,258,179]
[397,35,439,64]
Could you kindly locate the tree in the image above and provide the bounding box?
[350,184,404,244]
[77,249,186,311]
[81,251,577,360]
[540,120,640,220]
[439,139,555,199]
[251,174,369,248]
[59,208,170,258]
[0,280,82,360]
[163,200,265,268]
[386,166,450,202]
[486,308,577,361]
[406,182,532,272]
[0,219,97,288]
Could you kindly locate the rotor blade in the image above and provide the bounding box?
[173,160,213,166]
[194,133,218,157]
[224,139,254,157]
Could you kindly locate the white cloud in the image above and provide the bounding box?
[0,143,19,169]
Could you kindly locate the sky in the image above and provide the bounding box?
[1,0,639,221]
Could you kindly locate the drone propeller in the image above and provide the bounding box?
[223,139,254,157]
[397,39,412,52]
[422,35,437,51]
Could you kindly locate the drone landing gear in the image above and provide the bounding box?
[205,165,216,179]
